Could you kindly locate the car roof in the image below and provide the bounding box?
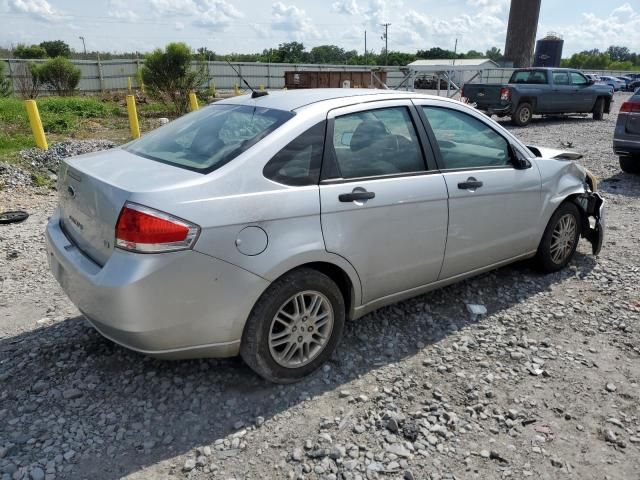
[215,88,429,112]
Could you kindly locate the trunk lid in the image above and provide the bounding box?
[58,148,203,266]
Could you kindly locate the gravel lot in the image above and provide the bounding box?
[1,91,639,480]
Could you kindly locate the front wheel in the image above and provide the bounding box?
[619,155,640,174]
[534,202,582,273]
[241,268,345,383]
[593,97,604,120]
[511,102,533,126]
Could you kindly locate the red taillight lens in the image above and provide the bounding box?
[620,101,640,113]
[115,203,199,253]
[500,87,511,101]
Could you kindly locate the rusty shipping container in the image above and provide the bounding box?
[284,70,388,89]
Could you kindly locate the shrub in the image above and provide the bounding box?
[14,62,41,99]
[14,44,47,59]
[0,61,11,97]
[38,57,81,96]
[141,42,207,115]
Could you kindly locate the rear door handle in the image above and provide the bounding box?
[339,190,375,202]
[458,178,483,190]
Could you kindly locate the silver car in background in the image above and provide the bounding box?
[45,89,604,383]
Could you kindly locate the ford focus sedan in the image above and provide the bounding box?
[46,89,604,383]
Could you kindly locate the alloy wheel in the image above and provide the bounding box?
[550,213,577,264]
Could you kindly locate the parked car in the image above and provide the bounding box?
[616,76,634,91]
[600,76,625,91]
[585,73,601,82]
[613,89,640,173]
[45,89,604,382]
[462,68,613,126]
[627,79,640,92]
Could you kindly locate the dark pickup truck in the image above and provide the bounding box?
[462,68,614,126]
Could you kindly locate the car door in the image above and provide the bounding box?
[570,71,595,112]
[415,101,542,279]
[550,70,573,112]
[319,100,449,304]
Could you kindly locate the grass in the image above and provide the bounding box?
[0,95,173,161]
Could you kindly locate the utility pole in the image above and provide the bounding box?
[452,38,458,66]
[364,30,367,64]
[79,36,86,57]
[380,23,390,65]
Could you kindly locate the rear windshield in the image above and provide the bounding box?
[509,70,548,84]
[124,104,294,173]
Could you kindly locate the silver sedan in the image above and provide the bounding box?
[45,89,604,383]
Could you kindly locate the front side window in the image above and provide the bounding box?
[552,71,570,85]
[422,106,510,169]
[125,104,293,173]
[330,106,425,179]
[263,121,326,186]
[570,72,588,85]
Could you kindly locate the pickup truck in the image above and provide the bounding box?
[462,68,614,126]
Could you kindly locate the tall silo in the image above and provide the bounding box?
[533,33,564,67]
[503,0,542,68]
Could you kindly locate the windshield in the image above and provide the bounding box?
[125,104,294,173]
[509,70,548,84]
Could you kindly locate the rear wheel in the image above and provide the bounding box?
[534,202,581,273]
[593,97,605,120]
[241,268,345,383]
[619,155,640,174]
[511,102,533,126]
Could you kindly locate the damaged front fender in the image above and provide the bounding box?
[573,191,605,255]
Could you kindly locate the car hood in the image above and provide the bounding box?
[526,145,583,161]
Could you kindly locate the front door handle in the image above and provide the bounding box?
[458,177,483,190]
[339,190,375,202]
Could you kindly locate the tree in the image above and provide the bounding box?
[14,62,42,99]
[416,47,456,59]
[39,40,71,58]
[309,45,346,64]
[463,50,484,59]
[196,47,216,61]
[606,45,631,63]
[141,42,207,115]
[0,61,12,97]
[485,47,503,62]
[38,57,81,95]
[273,42,307,63]
[14,44,47,59]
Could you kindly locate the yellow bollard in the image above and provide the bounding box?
[234,84,241,96]
[211,82,216,98]
[24,100,48,150]
[127,76,132,92]
[140,79,145,93]
[126,95,140,139]
[188,92,199,111]
[259,85,265,91]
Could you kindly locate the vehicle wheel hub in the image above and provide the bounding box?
[550,213,577,264]
[268,290,334,368]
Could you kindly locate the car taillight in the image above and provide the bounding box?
[115,202,200,253]
[620,101,640,113]
[500,87,511,101]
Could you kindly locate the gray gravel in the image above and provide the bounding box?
[0,91,638,480]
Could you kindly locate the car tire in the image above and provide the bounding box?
[534,202,582,273]
[593,97,605,120]
[511,103,533,126]
[240,268,345,383]
[619,155,640,174]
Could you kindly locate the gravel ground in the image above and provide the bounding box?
[0,91,638,480]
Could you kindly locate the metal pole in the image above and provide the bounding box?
[380,23,390,65]
[79,36,86,57]
[364,30,367,64]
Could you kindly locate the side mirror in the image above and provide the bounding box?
[509,144,532,170]
[587,79,595,85]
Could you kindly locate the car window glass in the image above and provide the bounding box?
[509,70,546,84]
[263,121,325,186]
[553,71,570,85]
[331,106,425,179]
[421,106,510,169]
[125,104,293,173]
[570,72,587,85]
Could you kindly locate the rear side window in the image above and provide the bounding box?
[125,104,293,173]
[263,121,326,186]
[553,71,570,85]
[422,106,510,169]
[330,106,425,179]
[509,70,547,84]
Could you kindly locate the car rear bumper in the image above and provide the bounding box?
[45,209,269,359]
[613,137,640,157]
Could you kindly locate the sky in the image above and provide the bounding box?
[1,0,639,56]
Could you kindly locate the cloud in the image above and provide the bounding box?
[148,0,196,15]
[108,0,138,21]
[7,0,61,22]
[332,0,360,15]
[543,3,640,53]
[271,2,320,40]
[174,21,185,31]
[192,0,243,30]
